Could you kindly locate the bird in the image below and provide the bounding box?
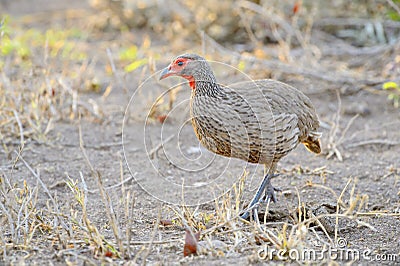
[159,54,321,220]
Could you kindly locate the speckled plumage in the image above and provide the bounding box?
[183,55,321,167]
[160,53,321,220]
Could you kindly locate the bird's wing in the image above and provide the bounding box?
[270,113,300,157]
[229,79,320,142]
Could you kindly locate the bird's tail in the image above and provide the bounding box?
[302,132,322,154]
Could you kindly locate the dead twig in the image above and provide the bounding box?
[105,47,122,95]
[148,134,175,159]
[325,90,359,161]
[237,0,305,45]
[12,110,24,150]
[0,200,14,240]
[314,17,400,28]
[334,179,352,243]
[201,32,383,85]
[16,152,61,217]
[141,206,162,265]
[319,41,397,57]
[87,173,136,194]
[78,115,124,257]
[124,190,135,258]
[128,239,181,245]
[346,139,400,149]
[387,0,400,16]
[326,90,342,161]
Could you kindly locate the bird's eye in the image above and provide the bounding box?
[177,61,184,66]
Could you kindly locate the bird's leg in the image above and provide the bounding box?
[261,174,281,203]
[240,173,278,220]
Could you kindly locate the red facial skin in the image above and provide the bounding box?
[160,58,196,90]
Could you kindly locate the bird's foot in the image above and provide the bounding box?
[262,180,282,204]
[240,174,280,221]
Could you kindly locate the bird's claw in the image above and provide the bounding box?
[240,173,281,221]
[262,184,281,204]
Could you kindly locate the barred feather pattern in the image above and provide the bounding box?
[183,55,321,166]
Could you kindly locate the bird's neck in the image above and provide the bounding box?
[192,73,221,97]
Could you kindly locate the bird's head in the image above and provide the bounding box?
[159,54,215,90]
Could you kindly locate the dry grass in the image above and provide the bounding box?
[1,162,396,263]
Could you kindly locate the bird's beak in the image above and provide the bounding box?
[159,66,175,80]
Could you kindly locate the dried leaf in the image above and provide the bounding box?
[160,219,173,226]
[255,234,270,245]
[293,1,301,15]
[157,114,168,124]
[104,250,113,257]
[183,229,200,257]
